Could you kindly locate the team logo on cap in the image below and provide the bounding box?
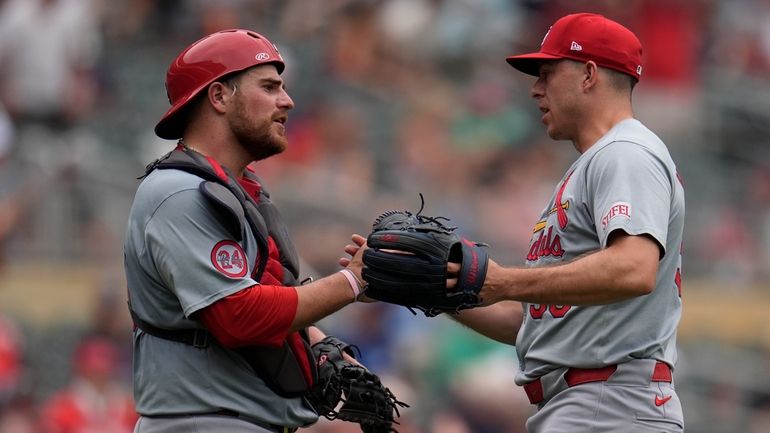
[255,53,270,61]
[211,240,248,278]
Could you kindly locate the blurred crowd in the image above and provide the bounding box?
[0,0,770,432]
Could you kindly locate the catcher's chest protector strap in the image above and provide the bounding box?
[242,169,301,282]
[146,148,301,284]
[133,148,315,397]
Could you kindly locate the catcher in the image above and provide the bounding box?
[125,28,407,433]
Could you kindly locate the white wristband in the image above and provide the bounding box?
[338,269,362,300]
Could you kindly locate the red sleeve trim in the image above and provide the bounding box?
[198,284,298,348]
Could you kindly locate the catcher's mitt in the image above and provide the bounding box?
[362,197,489,317]
[306,336,408,433]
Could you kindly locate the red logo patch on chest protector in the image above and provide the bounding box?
[211,240,248,278]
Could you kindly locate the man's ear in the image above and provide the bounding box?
[583,61,599,91]
[207,82,231,114]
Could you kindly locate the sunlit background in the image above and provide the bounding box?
[0,0,768,432]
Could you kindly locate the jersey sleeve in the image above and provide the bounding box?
[145,188,257,317]
[585,141,673,254]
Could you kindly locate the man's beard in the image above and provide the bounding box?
[230,101,288,162]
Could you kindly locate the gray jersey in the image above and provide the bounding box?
[515,119,685,385]
[124,168,316,425]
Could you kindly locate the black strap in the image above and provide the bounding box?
[129,306,211,348]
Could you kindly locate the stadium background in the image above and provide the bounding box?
[0,0,769,431]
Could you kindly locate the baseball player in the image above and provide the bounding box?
[452,13,686,432]
[123,29,371,433]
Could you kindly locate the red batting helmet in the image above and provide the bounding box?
[154,29,285,139]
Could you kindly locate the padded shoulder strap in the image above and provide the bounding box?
[199,181,245,242]
[144,148,224,183]
[148,148,271,280]
[244,171,301,281]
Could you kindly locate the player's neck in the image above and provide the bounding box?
[573,105,634,154]
[180,138,250,177]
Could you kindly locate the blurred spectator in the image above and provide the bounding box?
[0,395,37,433]
[748,165,770,282]
[190,0,251,35]
[259,98,376,206]
[699,206,761,286]
[0,314,35,433]
[392,96,460,196]
[0,0,101,130]
[87,277,133,383]
[0,0,106,260]
[0,102,12,162]
[428,411,473,433]
[448,351,532,433]
[632,0,709,90]
[749,391,770,433]
[0,101,20,270]
[317,302,399,373]
[709,0,770,78]
[39,336,136,433]
[0,315,23,408]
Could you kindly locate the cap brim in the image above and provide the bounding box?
[154,106,184,140]
[505,52,564,77]
[154,91,200,140]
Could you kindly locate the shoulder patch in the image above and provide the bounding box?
[211,240,248,278]
[601,201,632,231]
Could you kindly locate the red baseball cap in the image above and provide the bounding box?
[506,13,643,80]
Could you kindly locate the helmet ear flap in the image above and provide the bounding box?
[154,29,285,140]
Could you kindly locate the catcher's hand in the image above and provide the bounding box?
[362,197,489,317]
[306,336,408,433]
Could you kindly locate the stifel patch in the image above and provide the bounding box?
[601,202,631,230]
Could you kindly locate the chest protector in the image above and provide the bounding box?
[131,147,316,397]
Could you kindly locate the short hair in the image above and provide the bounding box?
[603,67,638,92]
[562,59,637,93]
